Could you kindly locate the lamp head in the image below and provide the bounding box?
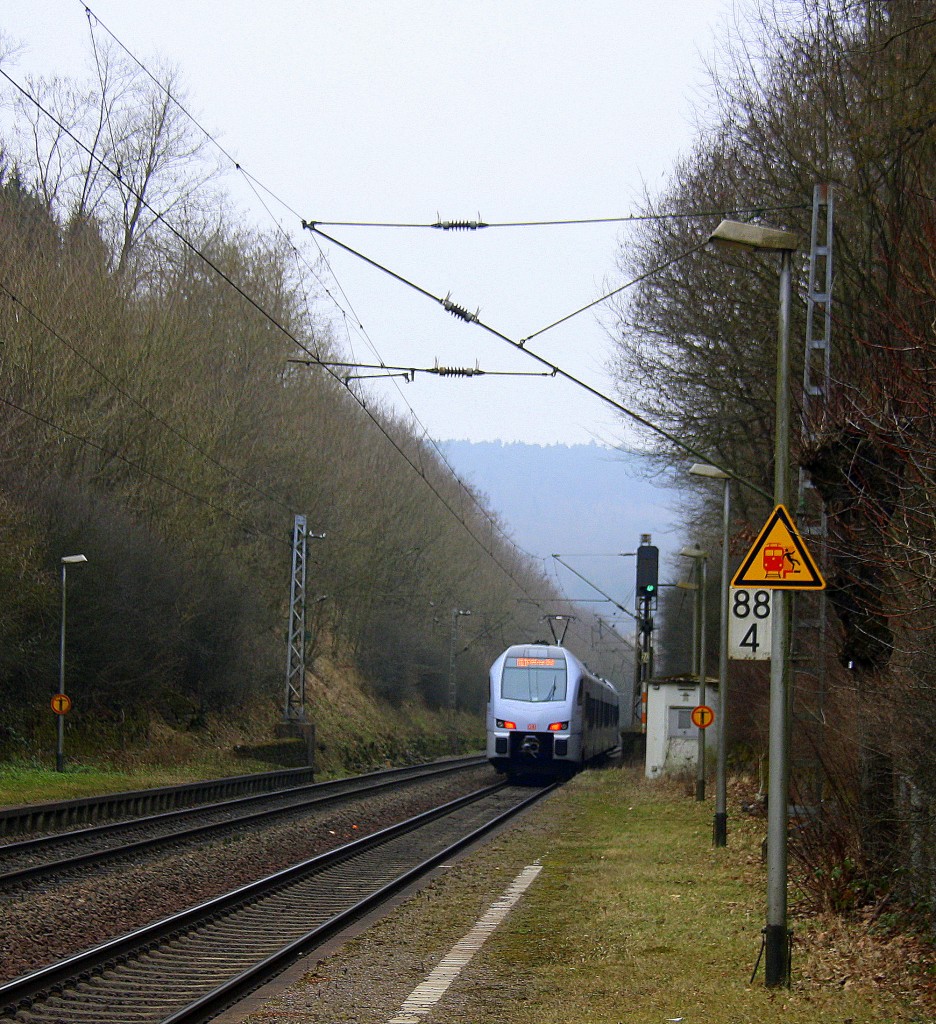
[707,219,799,253]
[689,463,731,480]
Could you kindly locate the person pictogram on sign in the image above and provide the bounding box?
[783,548,800,576]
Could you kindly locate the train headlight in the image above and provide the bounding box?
[496,719,517,730]
[547,721,569,732]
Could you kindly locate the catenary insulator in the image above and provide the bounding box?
[441,295,480,323]
[433,366,483,377]
[433,219,488,230]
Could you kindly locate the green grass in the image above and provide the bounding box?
[0,693,485,808]
[0,756,274,806]
[467,769,933,1024]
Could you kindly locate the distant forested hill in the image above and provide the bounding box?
[439,440,677,603]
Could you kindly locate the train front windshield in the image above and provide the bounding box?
[500,655,567,702]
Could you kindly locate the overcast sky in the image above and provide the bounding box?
[2,0,735,446]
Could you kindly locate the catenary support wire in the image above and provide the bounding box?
[304,223,770,501]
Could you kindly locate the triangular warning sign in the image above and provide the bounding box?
[732,504,826,590]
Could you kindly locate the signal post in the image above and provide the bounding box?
[634,536,658,734]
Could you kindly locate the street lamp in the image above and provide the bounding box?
[708,218,799,987]
[680,545,708,802]
[689,463,732,847]
[449,609,471,754]
[57,554,88,772]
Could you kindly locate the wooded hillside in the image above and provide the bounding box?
[612,0,936,928]
[0,43,625,757]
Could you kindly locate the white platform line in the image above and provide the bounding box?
[386,861,543,1023]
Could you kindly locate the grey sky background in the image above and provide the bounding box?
[2,0,735,447]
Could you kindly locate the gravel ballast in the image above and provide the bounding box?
[0,766,499,984]
[230,794,554,1024]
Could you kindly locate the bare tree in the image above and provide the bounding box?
[3,40,221,279]
[610,0,936,920]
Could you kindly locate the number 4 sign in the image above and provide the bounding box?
[729,587,772,660]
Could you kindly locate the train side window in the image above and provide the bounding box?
[668,706,696,738]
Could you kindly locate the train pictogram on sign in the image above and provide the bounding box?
[761,542,800,579]
[732,504,825,590]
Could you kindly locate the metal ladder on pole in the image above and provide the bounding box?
[801,183,834,450]
[794,184,834,800]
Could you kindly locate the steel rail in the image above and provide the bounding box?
[163,782,555,1024]
[0,756,487,887]
[0,766,318,837]
[0,781,554,1023]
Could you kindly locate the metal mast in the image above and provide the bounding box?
[284,514,308,723]
[795,184,834,799]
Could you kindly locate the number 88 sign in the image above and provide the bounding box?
[729,587,772,660]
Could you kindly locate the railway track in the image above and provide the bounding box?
[0,781,554,1024]
[0,756,486,888]
[0,767,319,838]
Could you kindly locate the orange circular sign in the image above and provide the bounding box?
[50,693,72,715]
[691,705,714,729]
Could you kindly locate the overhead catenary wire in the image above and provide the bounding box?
[32,9,721,671]
[287,358,557,381]
[302,204,810,230]
[304,224,771,502]
[296,232,551,568]
[77,3,775,551]
[72,2,718,644]
[0,64,552,613]
[74,1,556,590]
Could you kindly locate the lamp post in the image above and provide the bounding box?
[449,609,471,754]
[689,464,732,846]
[707,218,799,986]
[57,554,88,772]
[680,545,708,801]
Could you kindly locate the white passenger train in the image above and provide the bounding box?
[486,643,621,778]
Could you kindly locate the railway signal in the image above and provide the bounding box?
[636,543,659,598]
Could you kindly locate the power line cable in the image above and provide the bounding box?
[287,357,556,381]
[79,5,597,589]
[305,205,809,230]
[0,66,549,610]
[75,3,553,593]
[303,230,547,561]
[0,72,528,598]
[304,224,771,501]
[0,281,296,514]
[64,34,800,247]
